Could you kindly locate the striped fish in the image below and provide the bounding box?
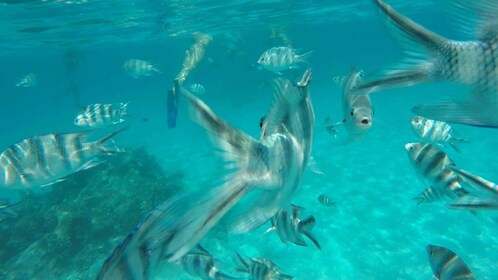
[74,103,129,128]
[15,73,36,88]
[123,59,161,79]
[410,116,468,153]
[317,194,336,207]
[257,46,311,74]
[404,142,469,204]
[187,83,206,96]
[357,0,498,128]
[264,205,320,249]
[427,244,475,280]
[235,253,293,280]
[413,186,445,205]
[178,245,241,280]
[446,166,498,210]
[0,127,126,189]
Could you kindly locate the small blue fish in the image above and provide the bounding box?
[16,73,36,88]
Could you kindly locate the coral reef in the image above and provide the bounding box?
[0,147,184,280]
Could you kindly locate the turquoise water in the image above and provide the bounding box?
[1,0,498,279]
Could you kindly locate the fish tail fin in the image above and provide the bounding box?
[297,50,313,65]
[119,102,130,117]
[233,252,250,273]
[183,88,261,173]
[412,196,426,205]
[92,126,129,154]
[358,0,449,94]
[299,216,321,250]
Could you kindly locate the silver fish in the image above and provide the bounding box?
[15,73,36,88]
[0,127,126,189]
[317,194,336,207]
[74,103,129,128]
[178,245,241,280]
[264,205,320,249]
[235,253,293,280]
[326,66,373,143]
[257,47,312,73]
[446,166,498,210]
[427,244,475,280]
[404,142,469,204]
[358,0,498,128]
[123,59,161,79]
[410,116,468,152]
[188,83,206,96]
[96,70,315,278]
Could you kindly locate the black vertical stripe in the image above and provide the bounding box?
[423,150,445,178]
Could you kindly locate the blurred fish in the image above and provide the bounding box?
[257,46,311,73]
[187,83,206,96]
[74,103,129,128]
[331,75,346,87]
[98,70,315,279]
[325,66,373,143]
[234,253,293,280]
[446,166,498,210]
[0,198,19,222]
[264,205,320,249]
[123,59,161,79]
[167,79,180,129]
[410,116,468,153]
[0,127,127,189]
[317,194,336,207]
[404,142,469,204]
[15,73,36,88]
[414,186,445,205]
[427,244,475,280]
[357,0,498,128]
[178,245,241,280]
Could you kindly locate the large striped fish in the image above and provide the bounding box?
[0,127,126,189]
[446,166,498,210]
[357,0,498,128]
[325,66,373,144]
[404,142,469,204]
[123,59,161,79]
[74,103,129,128]
[264,204,320,249]
[96,70,314,278]
[410,116,468,153]
[234,253,293,280]
[257,46,312,74]
[427,244,475,280]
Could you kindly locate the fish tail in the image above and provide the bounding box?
[93,126,129,154]
[233,252,250,273]
[299,216,321,250]
[119,102,130,117]
[297,50,313,65]
[412,196,426,205]
[447,137,469,153]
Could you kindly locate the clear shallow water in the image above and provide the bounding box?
[1,0,498,279]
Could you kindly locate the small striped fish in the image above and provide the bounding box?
[0,127,126,189]
[317,194,336,207]
[410,116,468,152]
[235,253,293,280]
[187,83,206,96]
[123,59,161,79]
[178,245,240,280]
[15,73,36,88]
[427,244,475,280]
[74,103,129,128]
[404,142,469,204]
[265,205,320,249]
[257,46,311,73]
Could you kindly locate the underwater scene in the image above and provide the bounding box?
[1,0,498,279]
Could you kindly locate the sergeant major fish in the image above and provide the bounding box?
[0,127,126,189]
[404,142,469,205]
[235,253,293,280]
[96,70,315,278]
[264,204,321,249]
[257,46,312,74]
[325,66,373,143]
[357,0,498,128]
[317,194,336,207]
[74,103,129,128]
[178,245,241,280]
[123,59,161,79]
[410,116,468,152]
[15,73,36,88]
[427,244,475,280]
